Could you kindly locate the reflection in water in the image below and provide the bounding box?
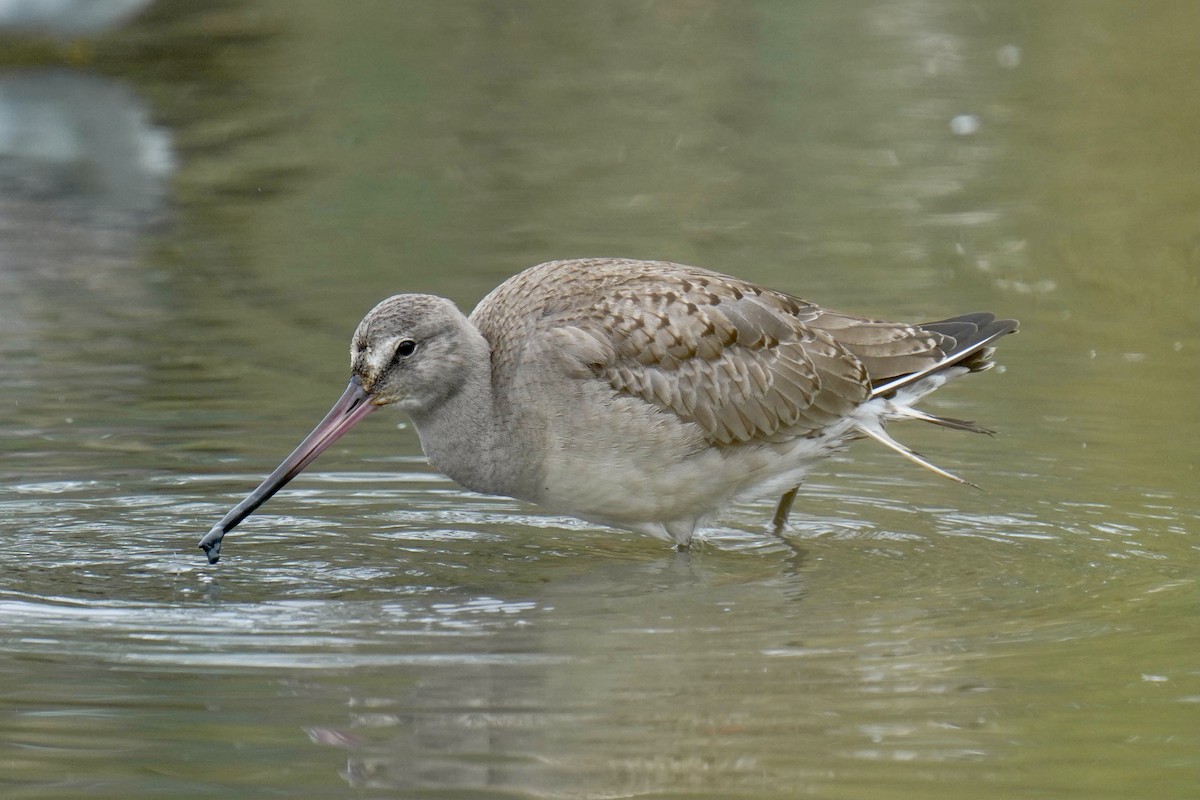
[0,69,175,478]
[0,69,173,224]
[0,0,152,37]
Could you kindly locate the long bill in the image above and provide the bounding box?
[198,375,377,563]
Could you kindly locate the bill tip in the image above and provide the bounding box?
[199,537,222,564]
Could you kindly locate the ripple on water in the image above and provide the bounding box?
[0,590,560,671]
[8,479,109,494]
[2,464,1194,671]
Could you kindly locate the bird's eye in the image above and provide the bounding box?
[396,339,417,358]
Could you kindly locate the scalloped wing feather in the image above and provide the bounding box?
[526,268,873,446]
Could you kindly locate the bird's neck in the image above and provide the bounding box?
[407,328,537,501]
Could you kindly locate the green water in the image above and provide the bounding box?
[1,2,1197,797]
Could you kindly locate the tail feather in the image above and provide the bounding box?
[857,312,1015,484]
[871,313,1017,399]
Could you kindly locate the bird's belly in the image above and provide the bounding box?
[530,395,856,527]
[537,446,730,525]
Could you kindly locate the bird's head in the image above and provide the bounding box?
[349,294,475,414]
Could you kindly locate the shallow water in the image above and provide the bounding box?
[2,2,1198,798]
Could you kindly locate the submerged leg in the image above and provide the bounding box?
[771,484,800,534]
[665,519,697,551]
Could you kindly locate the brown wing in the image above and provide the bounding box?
[487,260,875,446]
[470,258,1002,445]
[804,310,952,387]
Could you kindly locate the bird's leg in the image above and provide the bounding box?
[770,484,800,534]
[665,519,697,551]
